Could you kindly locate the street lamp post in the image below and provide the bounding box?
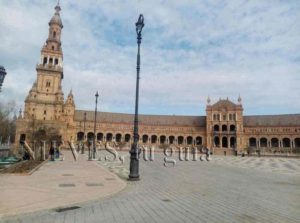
[0,66,7,92]
[93,91,99,159]
[129,14,144,181]
[82,112,87,154]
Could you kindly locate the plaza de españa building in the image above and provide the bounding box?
[16,3,300,155]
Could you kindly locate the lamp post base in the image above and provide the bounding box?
[128,175,140,181]
[128,148,140,181]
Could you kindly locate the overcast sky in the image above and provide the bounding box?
[0,0,299,116]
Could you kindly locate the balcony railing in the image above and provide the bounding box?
[36,64,63,72]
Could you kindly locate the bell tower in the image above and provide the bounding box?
[24,2,64,121]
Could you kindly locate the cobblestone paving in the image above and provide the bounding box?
[2,152,300,223]
[211,156,300,174]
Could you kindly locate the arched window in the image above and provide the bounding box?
[230,137,236,148]
[214,136,220,147]
[49,58,53,64]
[222,137,228,148]
[43,57,47,65]
[295,138,300,148]
[222,125,227,132]
[233,114,236,120]
[230,125,236,131]
[187,136,193,145]
[53,31,56,38]
[213,125,219,132]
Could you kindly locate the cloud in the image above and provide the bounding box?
[0,0,299,116]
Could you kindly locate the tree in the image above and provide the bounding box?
[0,101,17,144]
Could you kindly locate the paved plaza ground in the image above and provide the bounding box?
[1,150,300,223]
[0,151,126,218]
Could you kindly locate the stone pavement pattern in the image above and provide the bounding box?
[0,151,125,217]
[1,152,300,223]
[211,155,300,174]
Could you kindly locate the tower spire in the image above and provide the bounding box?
[55,0,61,13]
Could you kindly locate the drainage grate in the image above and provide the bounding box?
[59,183,76,187]
[86,183,104,187]
[55,206,81,212]
[105,178,116,181]
[62,174,74,176]
[162,199,171,202]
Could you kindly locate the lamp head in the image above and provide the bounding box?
[0,66,7,91]
[136,14,144,35]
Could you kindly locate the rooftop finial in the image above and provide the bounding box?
[18,108,22,119]
[207,96,211,105]
[68,88,73,97]
[238,94,242,104]
[55,0,61,13]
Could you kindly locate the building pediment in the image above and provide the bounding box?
[207,98,242,111]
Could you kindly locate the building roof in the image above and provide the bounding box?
[207,98,243,111]
[74,110,206,127]
[243,114,300,127]
[75,110,300,127]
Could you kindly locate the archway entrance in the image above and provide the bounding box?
[249,138,257,147]
[151,135,157,144]
[178,136,184,145]
[125,134,131,143]
[222,137,228,148]
[142,135,148,143]
[116,134,122,142]
[271,138,279,147]
[97,133,103,141]
[169,136,175,144]
[77,132,84,141]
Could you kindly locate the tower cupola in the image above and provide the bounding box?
[49,3,63,29]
